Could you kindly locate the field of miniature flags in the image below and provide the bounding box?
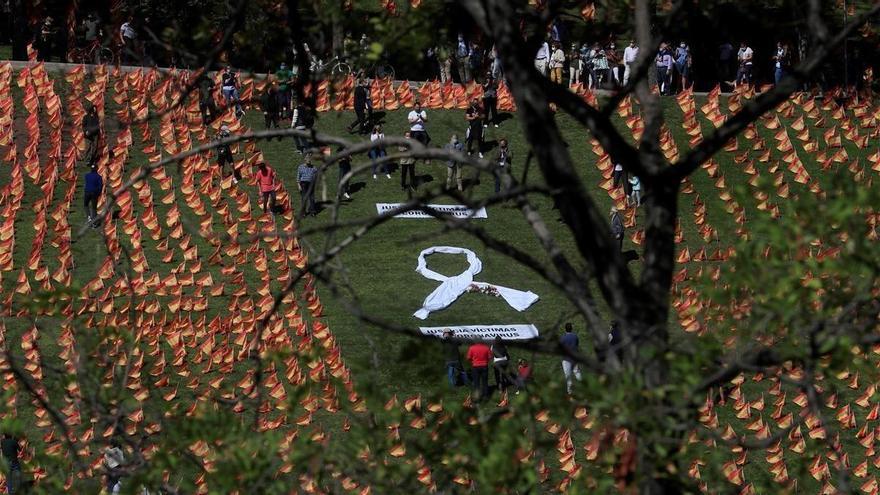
[1,55,880,492]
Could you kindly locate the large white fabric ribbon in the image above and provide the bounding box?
[413,246,539,319]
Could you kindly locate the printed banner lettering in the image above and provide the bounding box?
[419,324,540,341]
[376,203,488,219]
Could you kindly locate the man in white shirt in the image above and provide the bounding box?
[408,102,430,163]
[623,40,639,85]
[736,42,754,87]
[534,40,550,76]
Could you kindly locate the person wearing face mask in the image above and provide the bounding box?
[623,40,639,86]
[606,42,621,86]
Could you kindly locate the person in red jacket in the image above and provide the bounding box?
[466,340,492,401]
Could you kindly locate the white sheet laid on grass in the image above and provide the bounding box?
[376,203,488,219]
[412,246,539,320]
[420,324,540,340]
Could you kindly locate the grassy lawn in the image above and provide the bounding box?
[0,65,877,490]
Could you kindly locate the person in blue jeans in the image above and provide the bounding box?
[369,124,390,179]
[221,66,244,118]
[442,329,469,387]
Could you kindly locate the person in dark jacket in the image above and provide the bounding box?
[442,329,469,387]
[482,74,499,127]
[610,206,624,251]
[82,104,101,166]
[465,99,484,157]
[216,125,240,183]
[260,84,281,133]
[84,165,103,228]
[494,138,512,194]
[2,432,21,494]
[197,72,217,124]
[490,336,512,390]
[291,100,315,154]
[347,78,372,134]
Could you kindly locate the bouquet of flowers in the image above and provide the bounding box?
[467,284,500,297]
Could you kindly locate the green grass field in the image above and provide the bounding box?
[1,65,878,490]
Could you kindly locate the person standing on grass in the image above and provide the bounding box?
[2,433,21,494]
[491,336,512,390]
[291,100,314,154]
[455,34,471,83]
[568,43,582,86]
[443,329,469,387]
[466,339,492,401]
[197,72,218,124]
[104,440,124,494]
[560,323,582,394]
[534,38,550,76]
[655,43,673,95]
[515,358,532,392]
[736,41,754,87]
[444,134,465,191]
[606,42,621,86]
[256,162,278,214]
[275,63,294,118]
[675,42,691,92]
[337,147,352,200]
[399,131,417,192]
[465,99,484,158]
[84,165,103,228]
[772,41,790,84]
[82,104,101,166]
[611,206,625,252]
[408,102,430,163]
[481,74,499,128]
[548,41,565,84]
[260,84,281,133]
[628,175,642,207]
[297,153,318,217]
[494,138,512,195]
[623,40,639,86]
[612,162,625,189]
[348,78,372,134]
[369,124,390,180]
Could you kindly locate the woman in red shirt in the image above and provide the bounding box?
[256,162,278,214]
[466,341,492,402]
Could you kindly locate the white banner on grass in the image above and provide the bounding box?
[376,203,488,219]
[419,324,539,341]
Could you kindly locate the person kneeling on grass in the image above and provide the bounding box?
[256,162,278,215]
[297,153,318,217]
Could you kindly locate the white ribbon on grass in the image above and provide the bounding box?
[413,246,539,319]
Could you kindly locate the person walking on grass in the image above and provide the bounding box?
[494,138,512,195]
[736,41,754,87]
[84,165,103,228]
[568,43,582,86]
[337,147,352,200]
[675,42,691,92]
[348,78,372,134]
[256,162,278,214]
[466,339,492,401]
[82,104,101,166]
[400,131,417,192]
[560,323,582,394]
[443,329,469,387]
[221,66,244,118]
[2,433,21,494]
[216,125,241,183]
[772,41,790,84]
[297,153,318,217]
[369,124,390,180]
[611,206,625,251]
[444,134,465,191]
[104,440,125,494]
[465,99,484,158]
[260,84,281,133]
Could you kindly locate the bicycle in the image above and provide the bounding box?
[67,40,115,65]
